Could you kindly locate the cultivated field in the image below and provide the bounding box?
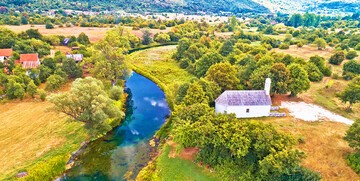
[0,92,86,179]
[3,25,172,42]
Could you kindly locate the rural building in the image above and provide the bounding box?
[0,48,13,63]
[63,38,70,46]
[66,53,84,62]
[20,53,40,69]
[215,78,272,118]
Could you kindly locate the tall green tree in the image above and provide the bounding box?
[288,63,311,96]
[313,38,327,50]
[183,82,208,106]
[206,62,240,91]
[270,63,290,95]
[141,28,153,45]
[336,78,360,111]
[89,40,130,86]
[195,52,223,77]
[48,77,124,136]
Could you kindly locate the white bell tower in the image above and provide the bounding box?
[264,78,271,95]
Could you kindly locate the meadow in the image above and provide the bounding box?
[0,99,87,180]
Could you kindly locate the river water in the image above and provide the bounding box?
[60,72,171,180]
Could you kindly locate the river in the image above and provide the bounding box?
[60,72,171,180]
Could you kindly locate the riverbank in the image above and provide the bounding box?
[129,46,221,180]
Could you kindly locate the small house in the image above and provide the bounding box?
[20,53,40,69]
[0,48,13,63]
[66,53,84,62]
[215,78,272,118]
[63,38,70,46]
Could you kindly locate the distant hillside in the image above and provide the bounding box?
[252,0,360,13]
[1,0,270,14]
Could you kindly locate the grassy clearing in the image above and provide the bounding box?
[298,78,360,120]
[156,144,220,181]
[0,100,87,180]
[273,45,335,60]
[257,115,359,181]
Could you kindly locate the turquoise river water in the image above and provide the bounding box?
[60,72,171,180]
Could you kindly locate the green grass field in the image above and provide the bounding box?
[156,145,219,181]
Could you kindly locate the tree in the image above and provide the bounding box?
[313,38,326,50]
[309,55,331,76]
[6,78,25,100]
[48,77,124,136]
[346,50,358,60]
[336,79,360,111]
[174,38,191,60]
[61,58,83,79]
[270,63,290,95]
[155,33,170,43]
[219,40,234,57]
[20,16,28,25]
[27,80,37,98]
[77,32,90,45]
[230,15,237,31]
[306,63,324,82]
[344,119,360,150]
[288,64,311,96]
[250,65,271,90]
[141,28,153,45]
[183,82,208,106]
[89,41,130,86]
[109,86,123,101]
[206,62,240,91]
[195,52,223,77]
[46,74,64,90]
[289,14,303,28]
[46,22,54,29]
[329,51,345,65]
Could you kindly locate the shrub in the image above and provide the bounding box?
[45,22,54,29]
[109,86,123,101]
[159,25,166,30]
[346,152,360,174]
[297,42,303,48]
[347,50,358,60]
[46,74,64,90]
[279,43,290,49]
[38,89,47,101]
[329,51,345,65]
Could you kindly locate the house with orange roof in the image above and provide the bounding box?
[0,48,13,63]
[20,53,40,69]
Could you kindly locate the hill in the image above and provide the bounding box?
[2,0,270,14]
[252,0,360,14]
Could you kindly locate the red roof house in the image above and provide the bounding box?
[20,54,40,69]
[20,54,39,63]
[0,48,13,63]
[22,61,41,69]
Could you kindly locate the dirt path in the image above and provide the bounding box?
[281,101,354,125]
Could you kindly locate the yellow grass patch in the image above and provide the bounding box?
[0,100,86,179]
[262,116,358,181]
[273,45,335,60]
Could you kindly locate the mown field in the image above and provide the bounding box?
[131,45,360,181]
[0,99,87,180]
[3,25,172,42]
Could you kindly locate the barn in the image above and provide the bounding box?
[215,78,272,118]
